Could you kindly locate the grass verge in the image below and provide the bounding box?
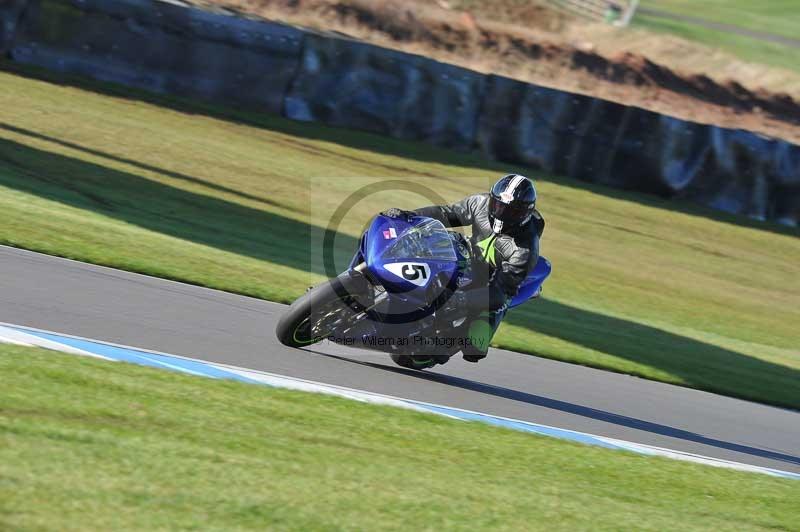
[0,65,798,408]
[640,0,800,41]
[1,345,798,531]
[635,1,800,72]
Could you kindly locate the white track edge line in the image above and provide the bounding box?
[2,321,798,479]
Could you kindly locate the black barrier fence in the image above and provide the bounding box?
[7,0,303,114]
[284,32,486,151]
[1,0,798,226]
[0,0,27,54]
[477,77,800,223]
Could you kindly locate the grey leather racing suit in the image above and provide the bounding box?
[413,193,545,355]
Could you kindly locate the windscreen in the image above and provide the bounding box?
[382,219,457,261]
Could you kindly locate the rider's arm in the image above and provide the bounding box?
[495,211,544,299]
[465,233,540,313]
[493,233,540,301]
[414,194,482,228]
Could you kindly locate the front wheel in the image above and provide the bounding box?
[276,270,367,348]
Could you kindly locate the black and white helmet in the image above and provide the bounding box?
[488,174,537,234]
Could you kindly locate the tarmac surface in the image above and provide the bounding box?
[2,245,799,474]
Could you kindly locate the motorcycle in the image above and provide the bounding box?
[276,214,551,369]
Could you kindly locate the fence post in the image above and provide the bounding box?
[619,0,639,27]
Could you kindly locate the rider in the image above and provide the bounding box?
[381,174,544,363]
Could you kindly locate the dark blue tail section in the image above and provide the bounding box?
[508,256,551,309]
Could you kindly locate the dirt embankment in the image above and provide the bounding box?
[192,0,800,143]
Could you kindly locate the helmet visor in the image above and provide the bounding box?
[489,196,531,224]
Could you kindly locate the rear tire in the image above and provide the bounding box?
[391,354,449,370]
[276,271,366,348]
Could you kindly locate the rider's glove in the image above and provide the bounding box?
[381,208,416,220]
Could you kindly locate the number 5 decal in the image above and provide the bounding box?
[402,264,428,281]
[384,263,431,287]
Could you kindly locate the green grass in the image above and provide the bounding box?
[0,64,799,409]
[636,1,800,72]
[640,1,800,40]
[2,345,798,531]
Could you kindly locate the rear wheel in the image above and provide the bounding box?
[391,354,450,370]
[276,271,367,348]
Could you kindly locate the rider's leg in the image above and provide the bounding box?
[460,282,506,362]
[463,307,505,362]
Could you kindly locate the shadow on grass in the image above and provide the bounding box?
[311,351,800,467]
[503,298,800,410]
[2,61,797,239]
[0,123,292,213]
[0,137,358,278]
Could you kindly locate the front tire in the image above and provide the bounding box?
[276,271,366,348]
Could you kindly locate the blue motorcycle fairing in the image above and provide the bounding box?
[333,214,551,356]
[508,256,551,309]
[352,213,549,311]
[364,216,460,301]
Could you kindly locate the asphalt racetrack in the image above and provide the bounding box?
[2,245,799,474]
